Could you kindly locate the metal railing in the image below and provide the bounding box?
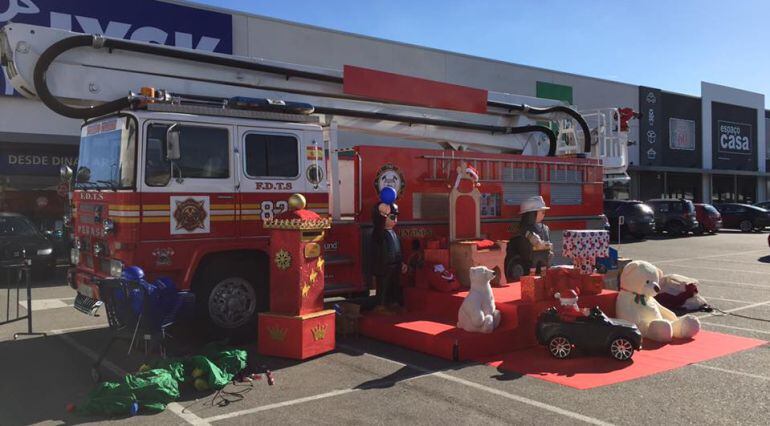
[1,257,46,339]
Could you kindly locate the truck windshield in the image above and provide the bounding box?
[76,116,136,189]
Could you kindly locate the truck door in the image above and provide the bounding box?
[140,121,237,240]
[238,126,326,236]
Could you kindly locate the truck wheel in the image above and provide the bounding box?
[195,260,267,341]
[609,337,635,361]
[548,336,572,359]
[739,220,753,233]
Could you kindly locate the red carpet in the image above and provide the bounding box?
[479,330,766,389]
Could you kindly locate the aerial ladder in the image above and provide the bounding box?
[0,23,596,159]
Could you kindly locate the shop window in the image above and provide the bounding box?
[712,175,735,203]
[244,133,299,178]
[639,172,664,201]
[145,124,230,186]
[665,172,700,201]
[737,176,756,204]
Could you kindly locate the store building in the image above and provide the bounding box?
[631,83,768,203]
[1,0,769,231]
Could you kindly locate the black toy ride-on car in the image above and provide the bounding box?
[536,306,642,361]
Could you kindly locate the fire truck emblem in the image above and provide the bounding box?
[374,163,405,196]
[173,198,208,232]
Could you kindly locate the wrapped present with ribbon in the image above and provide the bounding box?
[562,230,610,275]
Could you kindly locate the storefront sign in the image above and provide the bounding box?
[1,0,233,96]
[0,146,77,176]
[716,121,752,155]
[638,86,663,166]
[669,118,696,151]
[711,101,757,171]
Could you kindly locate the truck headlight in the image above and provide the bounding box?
[110,259,124,278]
[103,218,115,233]
[37,247,53,256]
[70,248,80,265]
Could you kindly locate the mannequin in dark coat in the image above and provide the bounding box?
[371,202,405,309]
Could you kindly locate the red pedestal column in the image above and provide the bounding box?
[258,194,335,360]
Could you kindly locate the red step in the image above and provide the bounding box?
[360,283,619,361]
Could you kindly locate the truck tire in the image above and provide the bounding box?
[194,257,268,341]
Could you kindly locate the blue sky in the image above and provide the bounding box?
[194,0,770,106]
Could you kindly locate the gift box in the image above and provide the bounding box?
[580,273,604,295]
[521,275,546,303]
[258,309,335,360]
[544,266,582,299]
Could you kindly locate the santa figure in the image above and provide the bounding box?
[554,289,589,322]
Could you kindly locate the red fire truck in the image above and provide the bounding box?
[1,23,613,337]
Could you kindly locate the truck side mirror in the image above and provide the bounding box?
[166,124,181,161]
[60,165,73,181]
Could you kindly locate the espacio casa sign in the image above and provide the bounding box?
[1,0,233,96]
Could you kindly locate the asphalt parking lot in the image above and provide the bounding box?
[1,231,768,425]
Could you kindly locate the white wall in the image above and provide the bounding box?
[701,82,765,172]
[0,97,80,138]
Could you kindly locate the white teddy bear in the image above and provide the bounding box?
[617,260,700,342]
[457,265,501,333]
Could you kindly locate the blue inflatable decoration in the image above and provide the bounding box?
[379,186,397,204]
[122,265,145,281]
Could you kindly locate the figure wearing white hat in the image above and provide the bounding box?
[504,196,554,280]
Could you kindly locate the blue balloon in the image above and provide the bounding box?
[122,265,145,282]
[379,187,397,204]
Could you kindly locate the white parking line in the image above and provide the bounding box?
[18,297,75,311]
[692,364,770,381]
[203,389,359,423]
[695,279,769,290]
[698,300,770,320]
[662,264,770,275]
[651,249,767,265]
[337,344,615,426]
[706,296,756,304]
[701,322,770,335]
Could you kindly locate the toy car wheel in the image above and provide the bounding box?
[609,337,635,361]
[548,336,572,359]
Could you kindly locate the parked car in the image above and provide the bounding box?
[713,203,770,232]
[536,306,642,361]
[694,203,722,234]
[754,201,770,210]
[646,199,699,236]
[603,200,656,239]
[0,213,56,278]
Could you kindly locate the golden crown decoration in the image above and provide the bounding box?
[274,249,292,270]
[310,324,327,341]
[263,217,332,230]
[267,326,287,342]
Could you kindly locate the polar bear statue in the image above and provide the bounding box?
[617,260,700,342]
[457,265,501,333]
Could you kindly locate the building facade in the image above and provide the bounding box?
[1,0,769,231]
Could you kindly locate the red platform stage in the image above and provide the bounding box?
[360,283,617,361]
